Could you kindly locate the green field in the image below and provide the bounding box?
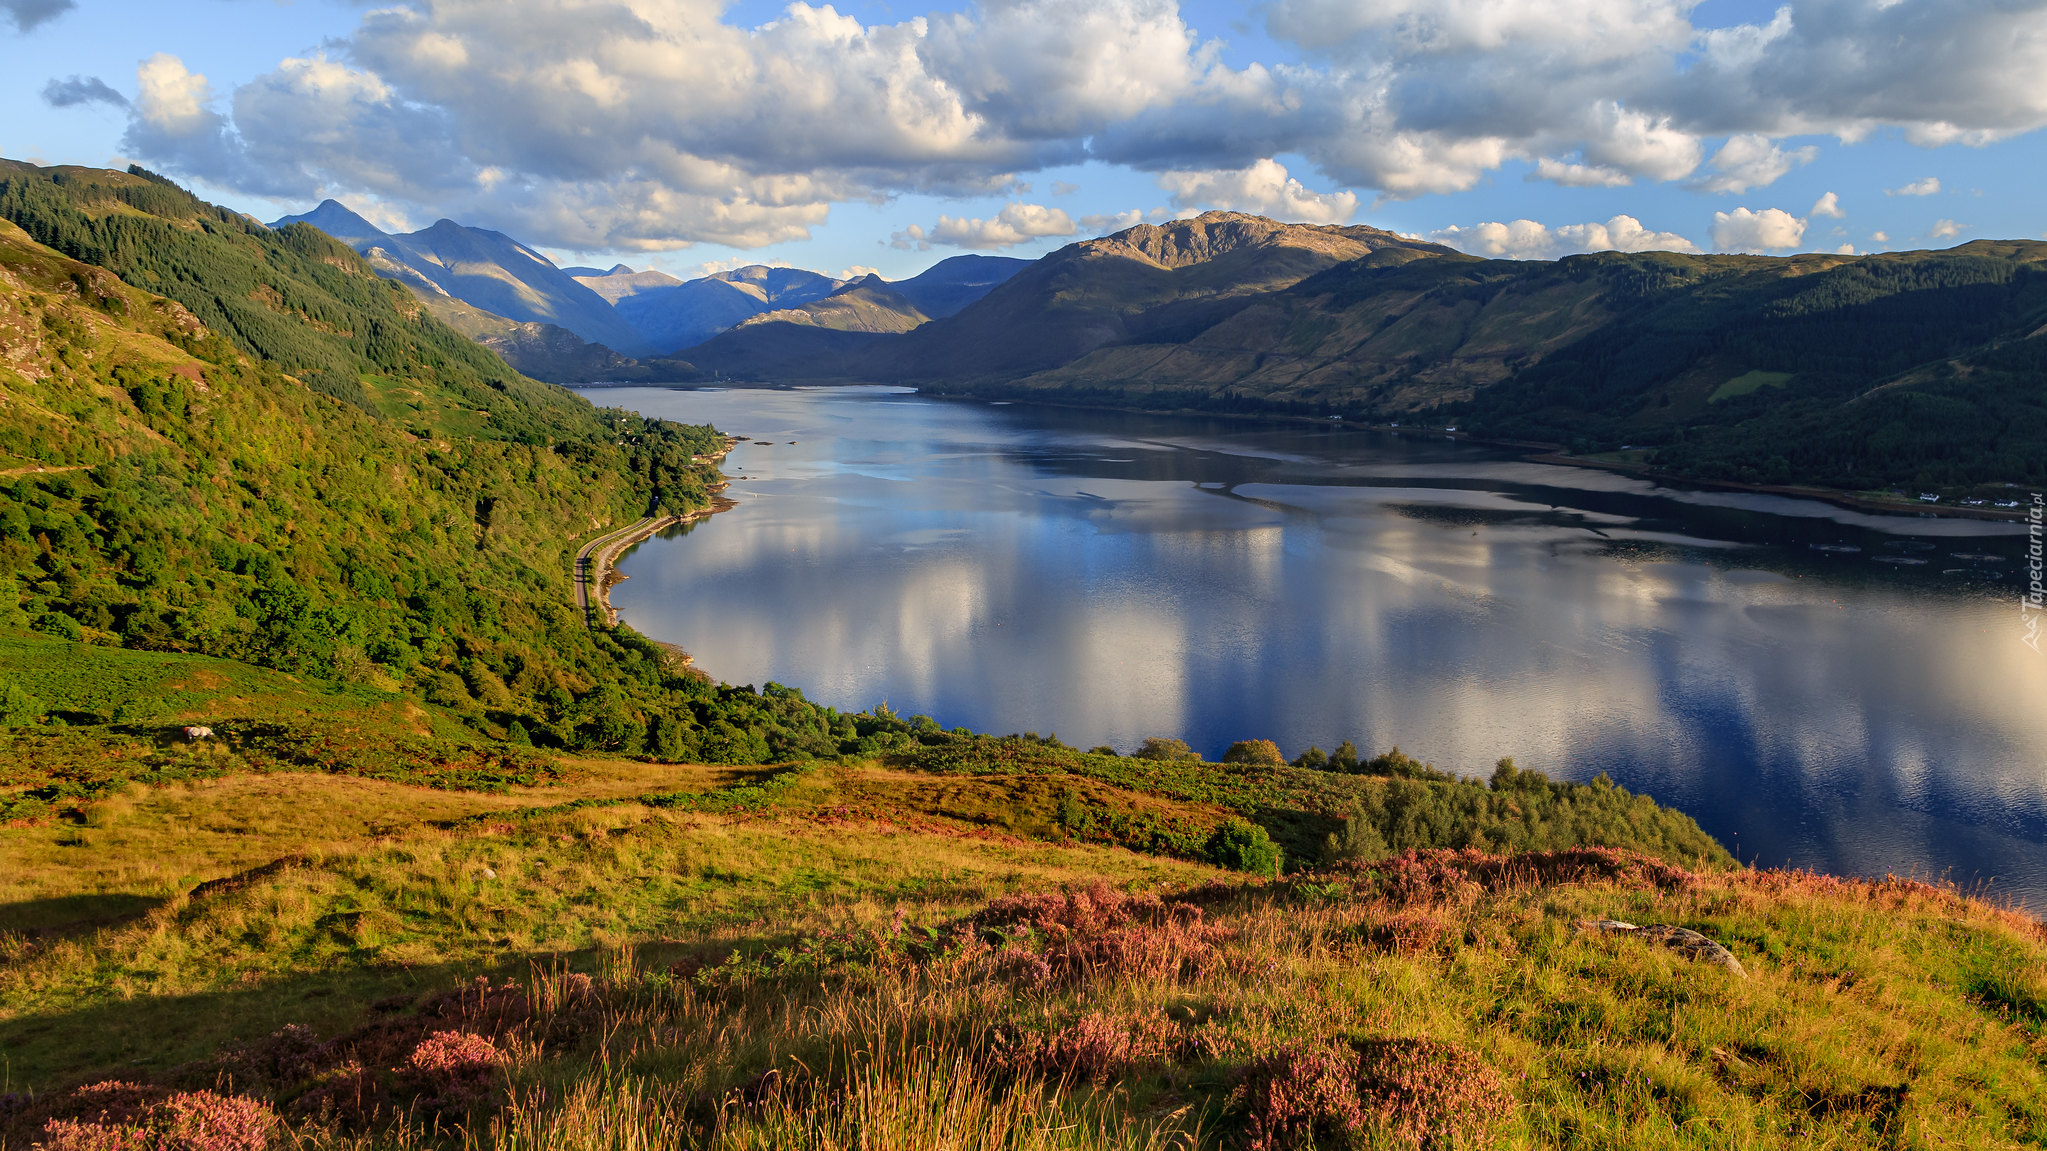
[1708,371,1795,404]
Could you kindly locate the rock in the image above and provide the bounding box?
[1579,918,1747,977]
[181,725,214,741]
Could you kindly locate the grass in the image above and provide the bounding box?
[1707,371,1794,404]
[2,751,2042,1149]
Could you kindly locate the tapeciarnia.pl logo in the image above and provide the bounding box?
[2025,493,2044,652]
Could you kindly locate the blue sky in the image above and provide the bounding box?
[4,0,2043,281]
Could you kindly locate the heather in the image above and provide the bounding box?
[5,819,2042,1150]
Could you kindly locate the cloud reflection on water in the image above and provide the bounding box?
[601,387,2047,907]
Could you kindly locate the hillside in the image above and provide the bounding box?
[270,201,653,356]
[0,161,815,766]
[2,731,2040,1149]
[885,252,1033,318]
[409,289,668,384]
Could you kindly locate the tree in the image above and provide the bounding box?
[1206,819,1282,876]
[1221,739,1285,767]
[1134,737,1201,762]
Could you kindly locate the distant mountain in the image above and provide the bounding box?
[838,212,1451,383]
[886,254,1031,319]
[270,201,655,356]
[412,291,685,384]
[579,264,844,355]
[732,275,931,334]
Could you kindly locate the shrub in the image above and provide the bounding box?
[1221,740,1285,767]
[0,676,44,726]
[406,1030,503,1078]
[1132,737,1201,762]
[1206,819,1283,877]
[1354,1038,1512,1148]
[38,1085,277,1151]
[1234,1043,1368,1151]
[1364,913,1448,955]
[1009,1012,1182,1084]
[966,881,1235,988]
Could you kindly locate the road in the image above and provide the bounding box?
[572,515,663,627]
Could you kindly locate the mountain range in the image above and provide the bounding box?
[266,198,2046,492]
[677,213,2047,493]
[272,200,1031,376]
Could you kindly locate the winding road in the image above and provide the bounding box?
[573,515,667,627]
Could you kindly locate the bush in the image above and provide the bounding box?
[0,676,43,726]
[1207,819,1283,876]
[1221,739,1285,767]
[1133,737,1201,762]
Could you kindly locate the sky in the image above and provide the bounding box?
[4,0,2046,282]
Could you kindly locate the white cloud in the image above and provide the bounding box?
[105,0,2047,252]
[1833,243,1855,254]
[893,202,1078,250]
[1531,158,1632,188]
[1050,181,1081,196]
[1810,191,1844,218]
[1872,231,1890,244]
[1693,135,1817,194]
[1428,214,1700,260]
[838,264,881,279]
[1930,219,1963,239]
[135,52,211,134]
[1889,177,1942,196]
[1710,206,1806,252]
[1156,158,1358,224]
[1080,208,1148,234]
[697,256,792,276]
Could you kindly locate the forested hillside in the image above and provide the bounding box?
[0,161,853,763]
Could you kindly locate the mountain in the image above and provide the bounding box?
[850,212,1454,383]
[270,201,656,356]
[410,290,675,384]
[885,253,1031,318]
[980,240,2047,490]
[732,274,931,334]
[579,264,844,354]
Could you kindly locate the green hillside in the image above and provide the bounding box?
[0,160,839,767]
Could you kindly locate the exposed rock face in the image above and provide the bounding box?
[1580,919,1748,976]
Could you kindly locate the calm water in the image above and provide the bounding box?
[584,386,2047,906]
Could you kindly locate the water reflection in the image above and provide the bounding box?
[587,386,2047,907]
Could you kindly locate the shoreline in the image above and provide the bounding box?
[573,438,742,642]
[589,489,740,629]
[590,379,2032,525]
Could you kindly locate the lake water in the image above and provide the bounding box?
[584,385,2047,907]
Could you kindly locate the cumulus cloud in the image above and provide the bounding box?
[1710,206,1806,252]
[1428,214,1700,260]
[1930,219,1963,239]
[1531,158,1632,188]
[892,202,1078,250]
[1156,158,1358,224]
[1889,177,1942,196]
[42,75,126,108]
[1693,134,1817,194]
[1080,208,1149,234]
[3,0,73,32]
[104,0,2047,251]
[1810,191,1844,218]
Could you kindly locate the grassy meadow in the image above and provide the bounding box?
[2,719,2042,1150]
